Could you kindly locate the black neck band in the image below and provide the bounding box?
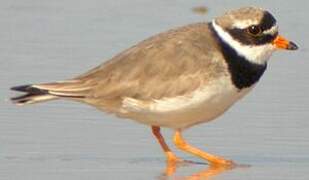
[209,23,267,89]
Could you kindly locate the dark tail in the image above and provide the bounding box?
[11,85,58,105]
[11,81,88,105]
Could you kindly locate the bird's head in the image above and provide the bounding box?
[212,7,298,65]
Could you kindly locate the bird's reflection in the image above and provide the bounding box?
[161,160,245,179]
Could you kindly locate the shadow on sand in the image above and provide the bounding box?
[160,160,249,179]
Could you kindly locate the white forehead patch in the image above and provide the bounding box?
[263,25,278,35]
[232,19,259,29]
[212,20,276,65]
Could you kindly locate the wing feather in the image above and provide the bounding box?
[71,23,227,112]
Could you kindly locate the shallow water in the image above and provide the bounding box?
[1,0,309,179]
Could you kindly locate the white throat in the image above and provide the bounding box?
[212,20,276,65]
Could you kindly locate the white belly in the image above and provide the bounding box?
[121,76,253,129]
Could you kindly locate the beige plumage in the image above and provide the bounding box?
[11,7,298,167]
[13,22,233,128]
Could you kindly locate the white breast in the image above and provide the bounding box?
[121,76,253,129]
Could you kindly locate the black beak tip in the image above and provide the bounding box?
[288,41,298,50]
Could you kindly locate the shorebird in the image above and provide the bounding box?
[11,7,298,167]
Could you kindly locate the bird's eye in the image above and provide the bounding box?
[247,25,262,36]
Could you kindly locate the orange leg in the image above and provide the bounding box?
[173,130,235,167]
[151,126,181,163]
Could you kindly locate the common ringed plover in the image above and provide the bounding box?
[11,7,298,167]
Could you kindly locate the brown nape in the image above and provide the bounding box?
[216,7,266,29]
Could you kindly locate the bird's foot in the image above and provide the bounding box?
[166,152,184,164]
[208,156,236,168]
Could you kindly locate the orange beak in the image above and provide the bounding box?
[272,35,298,50]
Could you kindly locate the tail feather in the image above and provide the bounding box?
[11,85,57,105]
[11,81,88,105]
[11,84,48,94]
